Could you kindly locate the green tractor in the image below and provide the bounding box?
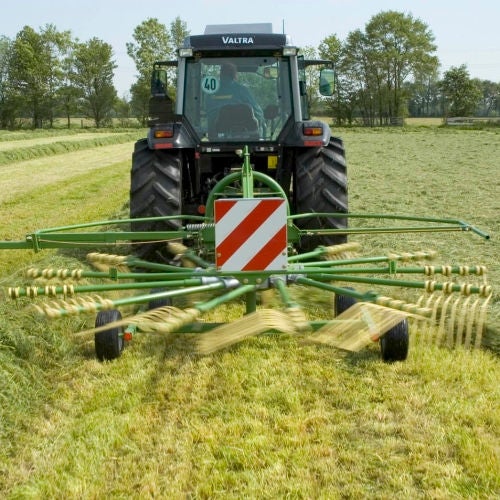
[130,23,347,261]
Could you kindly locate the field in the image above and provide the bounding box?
[0,126,499,498]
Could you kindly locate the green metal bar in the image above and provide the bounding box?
[310,273,488,295]
[204,171,289,219]
[273,277,298,309]
[241,145,253,199]
[194,283,257,314]
[35,215,203,233]
[44,282,230,317]
[8,278,215,299]
[297,251,436,268]
[287,247,328,262]
[245,290,257,314]
[294,276,377,302]
[296,265,486,276]
[289,212,490,240]
[300,226,471,236]
[126,257,202,273]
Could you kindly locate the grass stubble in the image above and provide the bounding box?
[0,126,499,498]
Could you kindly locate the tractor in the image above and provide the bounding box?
[130,23,347,261]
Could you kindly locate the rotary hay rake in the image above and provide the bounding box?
[0,147,492,361]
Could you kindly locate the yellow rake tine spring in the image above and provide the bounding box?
[437,293,454,346]
[455,295,472,348]
[464,297,481,349]
[446,295,462,348]
[474,293,492,349]
[418,293,437,345]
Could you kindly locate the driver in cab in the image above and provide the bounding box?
[206,63,263,136]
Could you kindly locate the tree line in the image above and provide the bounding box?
[0,12,498,129]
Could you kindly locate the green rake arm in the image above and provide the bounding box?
[291,213,490,239]
[0,213,489,252]
[0,215,204,251]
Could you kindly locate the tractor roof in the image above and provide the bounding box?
[182,23,293,52]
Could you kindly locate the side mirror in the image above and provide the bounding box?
[319,68,335,96]
[151,68,168,96]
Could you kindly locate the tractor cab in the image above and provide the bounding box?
[148,24,335,148]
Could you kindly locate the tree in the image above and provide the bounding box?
[129,75,151,125]
[439,65,482,117]
[365,11,438,122]
[299,45,321,114]
[127,17,189,123]
[169,16,190,51]
[73,38,117,127]
[476,79,500,117]
[126,18,171,122]
[318,35,350,124]
[115,95,134,127]
[57,44,82,128]
[8,25,71,128]
[0,35,16,128]
[337,11,438,125]
[341,29,380,125]
[406,72,441,117]
[41,25,72,127]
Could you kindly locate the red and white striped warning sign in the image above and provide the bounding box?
[215,198,287,271]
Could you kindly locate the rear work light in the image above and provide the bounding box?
[154,129,174,139]
[303,125,323,136]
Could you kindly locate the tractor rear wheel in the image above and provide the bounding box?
[380,319,409,362]
[294,137,348,251]
[95,309,124,361]
[130,139,182,261]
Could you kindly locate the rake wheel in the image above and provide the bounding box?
[380,319,409,362]
[148,288,173,310]
[334,287,357,316]
[95,309,124,361]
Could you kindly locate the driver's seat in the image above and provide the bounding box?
[214,104,259,138]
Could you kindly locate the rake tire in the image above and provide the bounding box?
[380,319,409,362]
[130,139,182,261]
[334,287,357,316]
[295,136,348,251]
[148,288,173,310]
[95,309,124,362]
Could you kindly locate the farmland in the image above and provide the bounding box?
[0,125,499,497]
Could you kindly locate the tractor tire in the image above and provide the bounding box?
[380,319,409,362]
[295,136,348,251]
[130,139,182,261]
[95,309,124,361]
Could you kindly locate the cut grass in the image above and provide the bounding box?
[0,131,142,166]
[0,128,499,498]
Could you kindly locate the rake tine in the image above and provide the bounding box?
[455,295,472,348]
[437,293,454,346]
[474,293,492,349]
[307,302,409,352]
[464,297,481,349]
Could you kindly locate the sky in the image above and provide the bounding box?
[1,0,499,96]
